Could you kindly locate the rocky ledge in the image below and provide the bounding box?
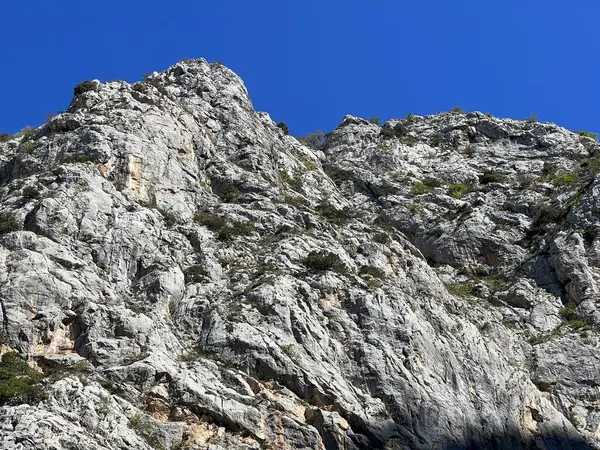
[0,59,599,449]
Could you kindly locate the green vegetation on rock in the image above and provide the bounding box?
[0,352,44,406]
[0,213,21,234]
[448,183,472,199]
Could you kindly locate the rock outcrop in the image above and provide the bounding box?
[0,59,599,449]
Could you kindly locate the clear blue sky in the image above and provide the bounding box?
[1,1,599,136]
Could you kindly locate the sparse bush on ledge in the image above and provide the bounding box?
[129,412,162,449]
[304,250,348,274]
[18,141,36,154]
[411,182,432,195]
[448,183,473,199]
[299,131,326,151]
[279,171,303,191]
[184,265,206,284]
[276,122,290,135]
[15,126,37,140]
[446,282,473,297]
[0,213,21,234]
[132,82,149,93]
[578,130,598,141]
[194,212,226,231]
[532,202,564,227]
[315,201,355,225]
[580,154,600,174]
[220,185,240,203]
[479,170,505,184]
[73,80,97,96]
[22,185,40,199]
[282,194,308,207]
[0,352,44,406]
[552,172,577,188]
[217,222,255,241]
[193,212,255,241]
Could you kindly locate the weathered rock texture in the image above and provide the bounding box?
[0,59,599,449]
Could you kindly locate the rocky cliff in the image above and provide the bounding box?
[0,59,599,449]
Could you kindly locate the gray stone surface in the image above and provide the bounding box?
[0,59,599,449]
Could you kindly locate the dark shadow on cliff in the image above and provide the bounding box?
[325,416,592,450]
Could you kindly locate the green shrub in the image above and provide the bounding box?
[315,201,354,225]
[0,352,44,405]
[299,131,326,151]
[0,133,12,142]
[15,126,37,140]
[132,82,149,93]
[69,155,90,164]
[409,204,422,214]
[450,106,465,114]
[373,232,391,244]
[217,221,255,242]
[184,265,206,284]
[172,440,193,450]
[194,213,226,232]
[541,164,557,178]
[400,134,420,146]
[71,360,88,373]
[298,156,318,170]
[567,320,589,330]
[279,171,303,191]
[280,344,296,358]
[527,113,538,123]
[406,113,415,122]
[365,277,382,290]
[178,349,201,363]
[533,203,564,226]
[578,130,598,141]
[446,282,473,297]
[559,303,577,321]
[580,154,600,173]
[129,413,162,449]
[195,211,257,241]
[360,265,386,279]
[479,322,492,334]
[368,116,381,126]
[22,185,40,199]
[479,170,505,184]
[411,182,432,195]
[552,172,577,188]
[276,122,290,135]
[18,141,36,154]
[282,194,307,207]
[220,185,240,203]
[0,213,20,234]
[181,101,195,115]
[304,250,347,274]
[448,183,472,199]
[423,177,442,188]
[73,80,97,96]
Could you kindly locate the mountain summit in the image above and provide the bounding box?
[0,59,598,449]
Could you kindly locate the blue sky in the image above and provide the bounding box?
[1,1,599,136]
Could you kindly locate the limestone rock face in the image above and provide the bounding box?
[0,59,599,449]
